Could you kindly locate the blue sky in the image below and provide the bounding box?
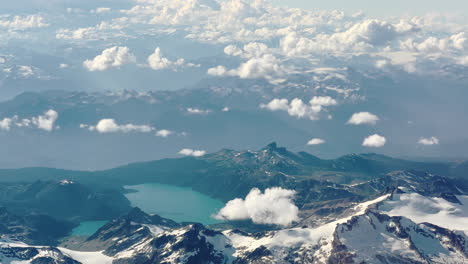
[273,0,468,18]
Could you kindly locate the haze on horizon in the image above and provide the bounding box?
[0,0,467,169]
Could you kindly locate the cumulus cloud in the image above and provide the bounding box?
[147,47,198,71]
[155,129,172,137]
[70,0,468,76]
[347,112,380,125]
[214,187,299,226]
[32,110,59,131]
[281,19,414,56]
[208,53,288,84]
[56,27,97,40]
[0,118,13,131]
[418,136,439,146]
[81,119,176,137]
[208,42,291,83]
[0,15,49,30]
[84,119,153,133]
[260,96,337,120]
[362,134,386,148]
[0,110,58,132]
[83,46,136,71]
[178,149,206,157]
[307,138,326,145]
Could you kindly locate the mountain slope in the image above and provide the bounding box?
[63,192,468,264]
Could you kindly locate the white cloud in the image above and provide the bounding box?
[281,19,412,56]
[0,118,13,131]
[208,53,288,84]
[310,96,338,107]
[260,98,289,111]
[418,136,439,146]
[178,149,206,157]
[0,110,58,132]
[147,47,198,71]
[347,112,380,125]
[155,129,172,137]
[18,66,34,77]
[209,42,290,83]
[214,187,299,226]
[93,7,111,14]
[307,138,326,145]
[207,65,228,76]
[32,110,59,131]
[260,96,337,120]
[82,119,175,136]
[88,119,154,133]
[187,108,212,115]
[83,46,136,71]
[56,27,96,40]
[362,134,386,148]
[0,15,49,30]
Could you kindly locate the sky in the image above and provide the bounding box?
[1,0,468,169]
[274,0,468,18]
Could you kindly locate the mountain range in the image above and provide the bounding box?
[0,143,467,263]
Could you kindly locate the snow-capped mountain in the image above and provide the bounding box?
[11,190,464,264]
[0,144,467,263]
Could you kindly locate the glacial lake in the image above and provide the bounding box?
[124,183,225,225]
[72,221,108,236]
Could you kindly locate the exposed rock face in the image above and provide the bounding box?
[62,196,467,264]
[330,211,468,263]
[105,210,467,264]
[78,207,180,254]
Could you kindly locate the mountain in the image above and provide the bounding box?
[92,143,467,203]
[0,180,131,222]
[50,190,468,264]
[0,207,74,246]
[1,85,468,170]
[0,143,466,262]
[0,238,113,264]
[0,144,466,219]
[73,207,180,254]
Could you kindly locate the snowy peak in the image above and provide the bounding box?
[82,207,180,255]
[332,211,468,263]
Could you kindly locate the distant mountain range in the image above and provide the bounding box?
[1,83,468,170]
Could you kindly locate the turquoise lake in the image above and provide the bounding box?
[71,221,107,236]
[124,183,224,224]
